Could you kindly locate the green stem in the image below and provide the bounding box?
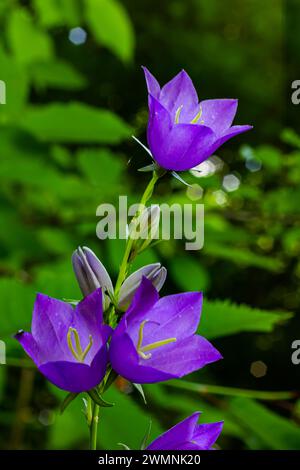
[167,380,297,401]
[89,171,162,448]
[114,171,160,300]
[89,403,100,450]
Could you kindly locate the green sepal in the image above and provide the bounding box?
[132,382,147,404]
[60,392,79,414]
[88,388,114,407]
[140,420,152,450]
[103,368,119,392]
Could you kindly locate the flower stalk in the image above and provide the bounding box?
[114,170,161,302]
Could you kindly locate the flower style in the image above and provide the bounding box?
[109,277,222,383]
[143,67,252,171]
[15,289,112,393]
[72,246,166,311]
[146,412,223,450]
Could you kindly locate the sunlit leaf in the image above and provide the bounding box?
[85,0,134,62]
[19,103,132,143]
[7,8,54,65]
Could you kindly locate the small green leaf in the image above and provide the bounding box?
[60,392,79,414]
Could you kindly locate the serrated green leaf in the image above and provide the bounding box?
[200,299,292,339]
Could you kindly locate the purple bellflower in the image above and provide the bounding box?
[109,277,222,383]
[15,289,112,393]
[146,412,223,450]
[143,67,252,171]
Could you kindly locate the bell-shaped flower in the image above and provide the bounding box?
[147,412,223,450]
[109,277,222,383]
[143,67,252,171]
[15,289,112,393]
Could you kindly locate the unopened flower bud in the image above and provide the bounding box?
[72,246,113,310]
[118,263,167,311]
[129,205,160,252]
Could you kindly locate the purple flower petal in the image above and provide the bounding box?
[142,66,161,98]
[147,95,173,158]
[16,289,111,392]
[145,335,222,377]
[147,95,215,171]
[110,278,221,384]
[109,330,174,383]
[31,294,74,361]
[118,263,166,310]
[15,332,44,365]
[193,422,224,450]
[206,124,253,158]
[200,99,238,136]
[72,289,105,358]
[39,344,108,393]
[125,276,159,322]
[147,412,223,450]
[147,412,200,450]
[159,70,199,122]
[127,291,203,347]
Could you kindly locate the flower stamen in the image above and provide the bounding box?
[175,105,183,124]
[136,320,177,360]
[67,327,93,362]
[190,105,204,124]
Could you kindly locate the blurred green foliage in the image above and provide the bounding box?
[0,0,300,451]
